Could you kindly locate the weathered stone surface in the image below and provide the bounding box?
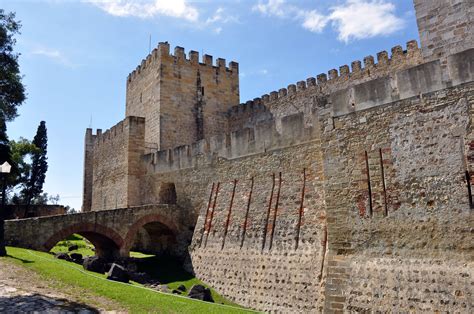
[69,253,83,264]
[107,264,129,283]
[54,253,70,261]
[188,285,213,303]
[83,257,106,274]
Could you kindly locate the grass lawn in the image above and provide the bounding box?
[50,235,235,306]
[4,246,256,314]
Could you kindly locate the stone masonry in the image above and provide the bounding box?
[75,0,474,312]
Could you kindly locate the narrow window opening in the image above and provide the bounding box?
[201,86,205,96]
[465,171,473,208]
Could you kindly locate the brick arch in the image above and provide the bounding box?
[121,214,179,255]
[43,222,125,258]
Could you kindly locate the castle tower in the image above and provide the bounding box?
[413,0,473,61]
[125,42,240,150]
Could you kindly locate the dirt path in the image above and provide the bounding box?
[0,259,126,313]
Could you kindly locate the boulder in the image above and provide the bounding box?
[68,244,79,251]
[54,252,71,261]
[107,263,129,283]
[129,271,151,284]
[70,253,83,264]
[177,284,186,292]
[83,256,107,274]
[188,285,214,302]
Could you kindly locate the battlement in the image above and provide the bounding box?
[143,112,318,173]
[243,41,422,108]
[127,42,239,83]
[92,116,145,147]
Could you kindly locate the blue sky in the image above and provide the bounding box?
[2,0,419,210]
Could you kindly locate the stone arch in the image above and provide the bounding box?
[158,182,177,204]
[43,222,125,259]
[121,214,179,256]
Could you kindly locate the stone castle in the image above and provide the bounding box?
[81,0,474,312]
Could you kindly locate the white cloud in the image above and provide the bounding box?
[205,7,239,35]
[252,0,286,18]
[31,47,77,68]
[253,0,404,42]
[299,10,328,33]
[329,0,404,42]
[86,0,199,21]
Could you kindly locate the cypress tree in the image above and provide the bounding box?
[24,121,48,215]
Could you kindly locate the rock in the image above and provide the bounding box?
[177,284,186,292]
[70,253,83,264]
[54,253,71,261]
[107,263,129,283]
[68,244,79,251]
[188,285,214,302]
[83,256,106,274]
[129,272,151,284]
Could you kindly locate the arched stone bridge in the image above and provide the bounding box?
[4,205,193,259]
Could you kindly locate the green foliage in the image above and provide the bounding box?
[4,247,254,313]
[8,138,38,190]
[0,10,25,122]
[0,10,25,165]
[22,121,48,206]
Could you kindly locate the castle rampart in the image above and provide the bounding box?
[82,1,474,311]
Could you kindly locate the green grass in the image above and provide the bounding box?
[49,234,236,306]
[4,246,256,314]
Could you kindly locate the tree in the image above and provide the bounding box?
[0,10,25,257]
[22,121,48,215]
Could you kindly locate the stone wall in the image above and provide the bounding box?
[6,205,67,219]
[319,81,474,312]
[414,0,474,62]
[5,205,190,259]
[182,49,474,312]
[82,129,95,212]
[90,116,145,211]
[125,42,239,150]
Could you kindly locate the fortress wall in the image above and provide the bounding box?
[318,81,474,312]
[142,48,473,176]
[91,116,145,210]
[184,139,327,312]
[227,40,424,133]
[82,129,96,212]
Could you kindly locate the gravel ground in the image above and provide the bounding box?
[0,258,126,313]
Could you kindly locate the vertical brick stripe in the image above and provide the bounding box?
[269,172,282,251]
[199,182,215,248]
[204,182,220,248]
[240,177,254,249]
[295,168,306,250]
[365,151,373,217]
[222,179,237,250]
[262,173,276,252]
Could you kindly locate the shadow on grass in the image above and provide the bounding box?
[0,294,100,313]
[135,255,194,284]
[6,254,34,264]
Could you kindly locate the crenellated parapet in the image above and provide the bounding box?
[126,42,238,84]
[91,116,145,147]
[143,112,318,173]
[243,41,422,108]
